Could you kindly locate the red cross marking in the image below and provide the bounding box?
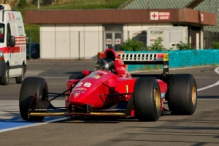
[152,13,157,19]
[107,39,111,44]
[116,39,120,44]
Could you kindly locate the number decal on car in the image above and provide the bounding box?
[75,82,92,88]
[84,82,92,87]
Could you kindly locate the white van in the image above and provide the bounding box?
[0,4,26,85]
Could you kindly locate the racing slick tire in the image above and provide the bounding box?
[69,74,82,79]
[134,77,161,121]
[0,65,9,85]
[16,65,25,84]
[167,74,197,115]
[19,77,48,121]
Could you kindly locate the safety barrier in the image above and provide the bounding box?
[125,49,219,71]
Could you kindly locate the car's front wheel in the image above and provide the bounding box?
[19,77,48,121]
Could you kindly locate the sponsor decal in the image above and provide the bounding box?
[72,91,85,94]
[74,93,80,98]
[126,85,128,97]
[163,54,169,61]
[98,71,108,75]
[74,87,87,91]
[93,75,101,79]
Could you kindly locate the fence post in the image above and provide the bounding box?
[78,31,80,59]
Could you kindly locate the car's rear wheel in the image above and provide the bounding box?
[134,77,161,121]
[16,65,25,84]
[167,74,197,115]
[19,77,48,121]
[0,65,9,85]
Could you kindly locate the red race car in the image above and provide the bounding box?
[19,49,197,121]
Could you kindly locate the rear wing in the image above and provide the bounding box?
[117,53,169,74]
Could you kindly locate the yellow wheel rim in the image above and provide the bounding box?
[154,88,161,111]
[192,83,197,106]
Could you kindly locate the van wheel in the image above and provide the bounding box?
[19,77,48,121]
[134,78,161,121]
[16,66,25,84]
[0,65,9,85]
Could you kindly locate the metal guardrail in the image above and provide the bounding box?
[118,53,162,61]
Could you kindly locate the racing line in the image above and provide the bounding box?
[1,67,219,133]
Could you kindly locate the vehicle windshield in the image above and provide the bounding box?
[0,23,5,43]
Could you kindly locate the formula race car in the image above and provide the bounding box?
[19,49,197,122]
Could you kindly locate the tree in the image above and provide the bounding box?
[18,0,28,8]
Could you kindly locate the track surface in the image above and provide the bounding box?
[0,60,219,146]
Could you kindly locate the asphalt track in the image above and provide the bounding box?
[0,59,219,146]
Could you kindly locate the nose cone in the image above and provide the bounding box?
[69,82,91,107]
[69,71,115,108]
[69,74,101,107]
[69,91,86,107]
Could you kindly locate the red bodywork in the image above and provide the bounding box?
[65,49,167,117]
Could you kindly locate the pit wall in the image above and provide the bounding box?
[125,49,219,72]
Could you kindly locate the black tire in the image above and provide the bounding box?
[16,65,25,84]
[134,78,161,121]
[69,74,82,79]
[19,77,48,121]
[0,65,9,85]
[167,74,197,115]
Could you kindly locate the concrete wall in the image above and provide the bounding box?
[40,25,56,59]
[40,24,103,59]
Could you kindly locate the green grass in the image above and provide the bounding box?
[31,0,127,10]
[15,0,128,43]
[137,65,162,71]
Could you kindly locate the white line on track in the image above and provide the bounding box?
[214,67,219,74]
[197,66,219,92]
[0,117,69,133]
[197,80,219,92]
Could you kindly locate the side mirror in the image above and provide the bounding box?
[8,36,15,47]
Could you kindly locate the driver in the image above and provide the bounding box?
[94,58,116,73]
